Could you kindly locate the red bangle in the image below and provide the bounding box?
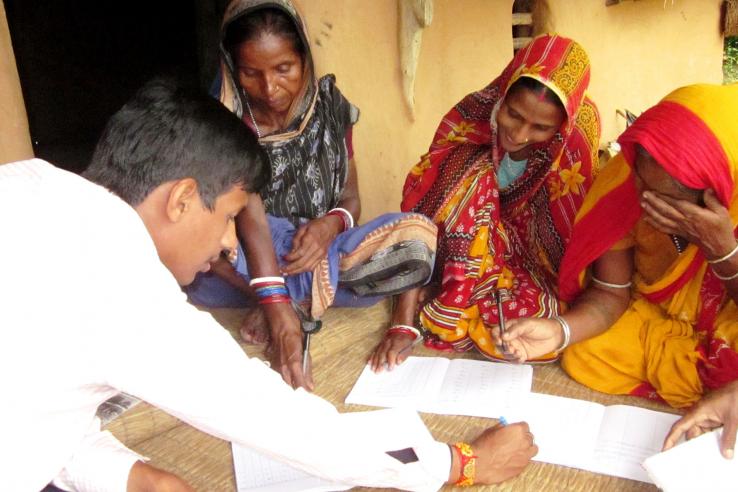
[252,282,285,288]
[258,295,291,305]
[386,324,421,343]
[386,327,419,340]
[325,208,352,232]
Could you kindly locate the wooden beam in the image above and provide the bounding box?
[512,12,533,25]
[513,37,533,50]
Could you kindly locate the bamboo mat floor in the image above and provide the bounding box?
[106,299,678,491]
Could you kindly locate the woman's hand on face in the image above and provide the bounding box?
[282,216,343,275]
[640,189,736,258]
[369,332,415,373]
[492,318,563,363]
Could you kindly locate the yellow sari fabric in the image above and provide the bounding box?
[562,84,738,408]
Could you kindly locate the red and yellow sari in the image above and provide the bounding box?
[402,34,600,360]
[560,84,738,408]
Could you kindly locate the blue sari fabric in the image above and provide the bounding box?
[185,213,418,310]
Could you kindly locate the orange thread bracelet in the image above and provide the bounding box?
[452,442,476,487]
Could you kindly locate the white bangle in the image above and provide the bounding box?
[552,316,571,353]
[328,207,354,229]
[706,242,738,264]
[591,276,632,289]
[712,266,738,281]
[249,276,286,286]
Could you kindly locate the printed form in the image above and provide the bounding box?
[515,393,681,482]
[345,356,533,418]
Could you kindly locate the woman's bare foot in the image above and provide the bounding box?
[239,306,270,344]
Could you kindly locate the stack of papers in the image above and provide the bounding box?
[345,356,684,484]
[233,356,736,488]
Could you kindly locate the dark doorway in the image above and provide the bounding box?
[5,0,225,173]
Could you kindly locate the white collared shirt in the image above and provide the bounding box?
[0,159,449,492]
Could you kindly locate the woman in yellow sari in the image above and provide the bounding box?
[499,83,738,408]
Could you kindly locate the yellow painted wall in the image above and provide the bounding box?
[548,0,724,145]
[294,0,723,220]
[0,0,723,211]
[293,0,513,220]
[0,0,32,164]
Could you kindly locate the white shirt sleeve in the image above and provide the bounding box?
[93,226,449,491]
[52,428,145,492]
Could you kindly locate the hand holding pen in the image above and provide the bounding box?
[301,317,322,381]
[462,419,538,485]
[494,269,515,358]
[495,289,510,355]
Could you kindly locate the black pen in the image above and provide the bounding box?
[496,290,509,354]
[302,331,310,374]
[294,302,321,376]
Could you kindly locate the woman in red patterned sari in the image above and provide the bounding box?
[369,34,600,369]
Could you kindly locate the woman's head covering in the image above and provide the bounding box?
[217,0,359,224]
[400,34,600,354]
[402,33,597,220]
[218,0,316,140]
[559,84,738,304]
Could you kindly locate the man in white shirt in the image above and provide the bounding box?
[0,78,537,492]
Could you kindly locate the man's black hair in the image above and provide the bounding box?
[84,77,269,209]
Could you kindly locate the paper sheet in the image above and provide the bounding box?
[430,358,534,417]
[514,393,680,483]
[589,405,680,482]
[345,356,533,419]
[345,356,448,409]
[515,393,604,468]
[232,444,348,492]
[644,429,738,491]
[231,408,437,492]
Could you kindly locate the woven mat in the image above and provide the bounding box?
[106,299,679,491]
